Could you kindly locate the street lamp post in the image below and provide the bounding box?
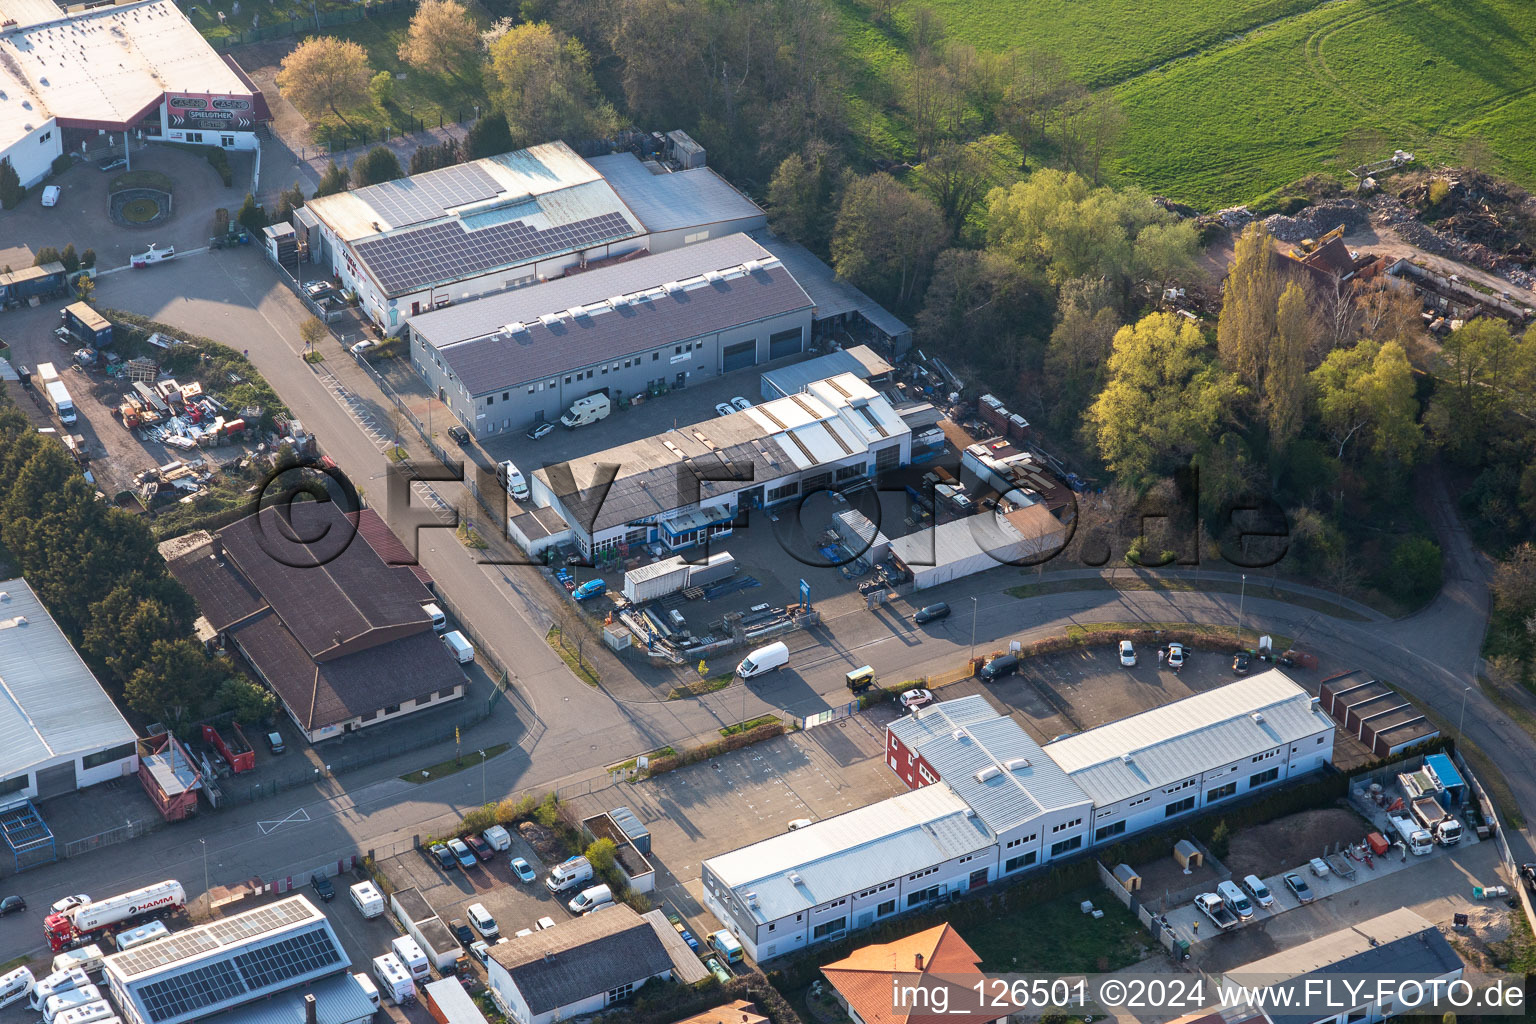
[200,838,209,916]
[969,597,978,663]
[1458,685,1472,747]
[1237,573,1247,645]
[479,749,487,807]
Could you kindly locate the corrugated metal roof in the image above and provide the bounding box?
[751,234,911,340]
[889,697,1091,832]
[0,578,137,780]
[410,234,774,348]
[422,978,487,1024]
[192,972,375,1024]
[761,346,893,398]
[703,785,992,924]
[589,153,766,234]
[1043,671,1332,805]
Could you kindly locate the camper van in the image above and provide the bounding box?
[52,1001,115,1024]
[560,394,611,429]
[567,884,613,915]
[0,966,34,1010]
[481,825,511,852]
[735,641,789,679]
[349,882,385,919]
[28,969,90,1011]
[352,972,380,1011]
[50,946,104,979]
[115,920,170,951]
[370,954,415,1005]
[389,936,430,982]
[42,984,101,1023]
[545,856,593,893]
[498,461,530,501]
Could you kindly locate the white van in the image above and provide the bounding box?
[52,1001,115,1024]
[422,603,447,633]
[1216,879,1254,920]
[467,903,499,939]
[29,969,90,1011]
[43,984,101,1023]
[481,825,511,852]
[0,966,34,1010]
[115,920,170,951]
[51,946,104,978]
[442,630,474,664]
[389,936,429,982]
[567,884,613,915]
[352,972,380,1011]
[498,460,530,501]
[349,881,385,919]
[545,855,593,893]
[1242,874,1275,909]
[735,641,789,679]
[370,954,415,1005]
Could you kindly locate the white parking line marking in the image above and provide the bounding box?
[258,807,311,835]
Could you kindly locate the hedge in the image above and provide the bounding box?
[644,721,785,777]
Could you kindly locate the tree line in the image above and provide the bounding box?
[0,396,273,732]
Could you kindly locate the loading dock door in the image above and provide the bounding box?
[722,340,756,372]
[35,761,77,800]
[768,328,803,360]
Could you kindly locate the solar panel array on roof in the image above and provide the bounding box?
[138,960,245,1023]
[234,928,344,989]
[356,211,634,296]
[356,163,505,228]
[206,900,314,945]
[113,931,220,976]
[131,925,342,1023]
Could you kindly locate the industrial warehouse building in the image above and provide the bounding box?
[296,138,767,337]
[529,373,911,559]
[702,674,1335,960]
[164,502,466,743]
[103,895,373,1024]
[407,234,813,436]
[888,504,1067,590]
[0,578,138,803]
[0,0,269,187]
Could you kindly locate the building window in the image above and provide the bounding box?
[503,392,510,401]
[1164,796,1196,817]
[40,131,52,143]
[1095,821,1126,841]
[767,482,799,502]
[1049,836,1082,857]
[906,886,940,908]
[1207,782,1237,802]
[1004,851,1037,872]
[876,899,895,917]
[835,464,864,482]
[220,135,235,147]
[768,923,775,932]
[383,704,401,715]
[487,396,495,406]
[812,918,846,939]
[606,983,634,1004]
[1250,767,1280,787]
[1005,833,1037,850]
[1317,736,1325,744]
[565,376,572,385]
[1051,818,1083,834]
[601,366,608,374]
[415,692,436,706]
[653,352,660,361]
[1251,750,1277,763]
[83,742,138,771]
[684,230,708,244]
[187,131,203,143]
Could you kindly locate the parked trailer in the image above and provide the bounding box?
[1325,852,1356,879]
[60,304,113,348]
[0,263,68,308]
[44,880,185,952]
[201,723,254,773]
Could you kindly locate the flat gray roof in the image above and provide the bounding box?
[589,153,766,234]
[761,346,893,397]
[0,578,136,780]
[751,234,910,340]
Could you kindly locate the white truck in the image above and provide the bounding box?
[45,380,76,425]
[736,641,789,679]
[1389,813,1434,855]
[560,393,610,428]
[1193,892,1239,931]
[1410,795,1463,846]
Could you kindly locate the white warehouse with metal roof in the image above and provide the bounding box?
[702,674,1334,961]
[529,372,910,560]
[103,895,373,1024]
[0,578,138,803]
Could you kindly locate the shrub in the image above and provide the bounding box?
[352,146,402,188]
[216,677,276,723]
[34,246,61,267]
[0,157,22,209]
[1389,536,1443,605]
[80,248,96,269]
[533,792,561,829]
[59,244,80,273]
[204,145,233,187]
[50,153,72,177]
[236,193,266,233]
[1427,178,1451,206]
[315,161,349,197]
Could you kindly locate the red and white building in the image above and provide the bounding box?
[0,0,268,187]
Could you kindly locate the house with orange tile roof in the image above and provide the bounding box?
[820,924,1001,1024]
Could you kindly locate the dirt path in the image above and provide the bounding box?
[1343,220,1536,308]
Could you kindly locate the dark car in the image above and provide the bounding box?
[430,842,456,870]
[1521,864,1536,894]
[0,895,24,916]
[914,602,951,624]
[1232,652,1251,675]
[98,156,127,173]
[449,918,474,946]
[1283,872,1314,904]
[447,425,471,445]
[310,872,335,902]
[304,281,335,301]
[464,835,494,862]
[979,653,1019,680]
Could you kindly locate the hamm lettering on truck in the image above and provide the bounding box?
[45,880,186,952]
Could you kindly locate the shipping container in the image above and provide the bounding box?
[60,304,113,348]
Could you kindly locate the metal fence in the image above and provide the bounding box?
[1452,748,1536,937]
[63,818,159,859]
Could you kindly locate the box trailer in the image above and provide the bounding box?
[45,380,77,426]
[0,263,68,307]
[60,304,113,348]
[201,723,254,773]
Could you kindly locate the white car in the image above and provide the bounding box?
[1166,643,1185,669]
[50,893,90,914]
[787,818,813,831]
[900,687,934,710]
[535,916,556,931]
[527,421,554,440]
[1118,640,1136,666]
[731,396,752,411]
[349,340,374,356]
[714,402,735,417]
[41,185,61,207]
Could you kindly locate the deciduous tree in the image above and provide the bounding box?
[1216,221,1280,390]
[126,638,222,729]
[464,111,513,160]
[831,173,947,311]
[1087,312,1240,483]
[1042,276,1120,428]
[487,23,617,147]
[1266,281,1310,452]
[1311,339,1420,463]
[352,146,403,187]
[398,0,479,76]
[920,139,996,241]
[766,142,843,253]
[276,37,373,128]
[217,678,277,724]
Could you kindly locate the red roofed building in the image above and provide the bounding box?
[821,925,1001,1024]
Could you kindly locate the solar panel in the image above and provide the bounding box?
[205,899,315,945]
[138,959,246,1022]
[359,163,504,228]
[233,927,343,989]
[114,931,221,976]
[357,211,635,295]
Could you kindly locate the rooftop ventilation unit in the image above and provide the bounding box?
[963,808,975,818]
[746,893,759,906]
[787,872,802,885]
[1004,757,1031,771]
[1252,712,1266,723]
[704,270,724,282]
[502,322,526,334]
[974,766,1001,783]
[539,313,561,327]
[951,728,967,742]
[565,308,586,320]
[608,295,629,308]
[661,281,682,294]
[742,260,763,273]
[1121,754,1134,765]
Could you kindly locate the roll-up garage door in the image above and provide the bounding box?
[768,328,803,360]
[722,340,756,372]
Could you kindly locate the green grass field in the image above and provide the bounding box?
[840,0,1536,206]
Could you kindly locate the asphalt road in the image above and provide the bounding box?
[0,248,1529,962]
